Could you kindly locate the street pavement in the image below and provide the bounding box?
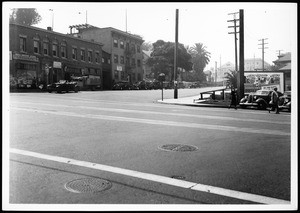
[4,89,296,211]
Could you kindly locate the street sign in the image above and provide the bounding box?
[45,64,49,75]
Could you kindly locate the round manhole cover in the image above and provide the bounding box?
[65,178,112,193]
[159,144,198,152]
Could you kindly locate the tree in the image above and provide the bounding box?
[224,69,238,89]
[188,43,211,82]
[146,40,193,80]
[10,8,42,26]
[141,41,153,51]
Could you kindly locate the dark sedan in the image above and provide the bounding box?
[239,89,283,110]
[47,80,80,93]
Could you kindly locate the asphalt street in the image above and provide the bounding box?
[5,89,295,210]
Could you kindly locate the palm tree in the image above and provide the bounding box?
[189,43,211,73]
[224,69,237,89]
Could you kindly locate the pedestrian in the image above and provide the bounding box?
[269,87,280,114]
[228,88,237,109]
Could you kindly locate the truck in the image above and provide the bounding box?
[71,75,101,91]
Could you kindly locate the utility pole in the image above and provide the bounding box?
[276,49,283,57]
[174,9,179,99]
[215,61,218,85]
[239,9,244,100]
[258,38,268,71]
[228,12,239,72]
[125,9,127,33]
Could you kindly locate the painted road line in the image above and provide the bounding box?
[10,148,290,204]
[10,96,292,117]
[11,107,290,136]
[10,101,290,125]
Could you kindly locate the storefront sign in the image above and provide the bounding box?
[117,65,123,71]
[53,61,62,68]
[13,53,39,62]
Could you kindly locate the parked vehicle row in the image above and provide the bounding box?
[239,89,291,112]
[112,80,164,90]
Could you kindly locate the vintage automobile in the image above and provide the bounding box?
[278,91,291,112]
[47,80,80,93]
[239,89,283,110]
[112,81,137,90]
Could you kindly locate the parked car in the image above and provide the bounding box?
[239,89,283,110]
[47,80,80,93]
[278,91,291,112]
[112,81,136,90]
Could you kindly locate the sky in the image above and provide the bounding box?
[4,2,297,70]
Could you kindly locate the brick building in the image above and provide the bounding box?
[9,23,103,90]
[71,25,144,86]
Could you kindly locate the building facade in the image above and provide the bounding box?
[9,23,103,90]
[73,26,144,87]
[244,58,271,71]
[273,52,291,91]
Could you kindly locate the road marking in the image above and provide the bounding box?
[10,101,290,125]
[10,148,290,205]
[11,107,290,136]
[10,96,292,117]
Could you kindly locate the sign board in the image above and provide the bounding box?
[244,72,284,93]
[53,61,62,68]
[13,53,39,62]
[45,64,49,75]
[117,65,123,71]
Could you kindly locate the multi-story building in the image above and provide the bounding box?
[273,52,291,91]
[71,25,144,87]
[217,62,235,82]
[244,58,271,71]
[9,23,103,90]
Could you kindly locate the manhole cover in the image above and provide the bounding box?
[65,178,112,193]
[159,144,198,152]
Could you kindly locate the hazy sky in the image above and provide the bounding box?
[4,2,297,70]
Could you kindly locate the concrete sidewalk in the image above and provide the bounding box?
[157,95,230,108]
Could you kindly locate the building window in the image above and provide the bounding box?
[137,59,141,67]
[113,39,118,48]
[108,58,111,64]
[95,52,100,63]
[20,37,26,52]
[114,54,118,63]
[131,44,136,53]
[72,48,77,60]
[137,45,140,53]
[33,40,40,54]
[43,42,49,55]
[102,57,105,63]
[114,71,118,79]
[80,49,85,61]
[120,41,124,49]
[52,43,58,57]
[131,58,136,67]
[126,57,129,66]
[88,51,92,62]
[120,56,124,64]
[61,45,67,58]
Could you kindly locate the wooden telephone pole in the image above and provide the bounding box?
[258,38,268,71]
